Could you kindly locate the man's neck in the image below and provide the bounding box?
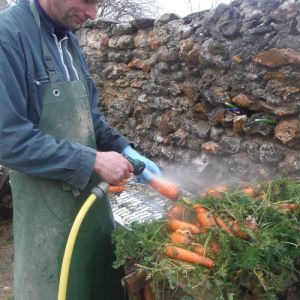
[38,0,53,20]
[34,0,68,38]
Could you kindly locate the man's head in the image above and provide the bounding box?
[39,0,101,31]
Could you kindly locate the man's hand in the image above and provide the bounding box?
[93,151,133,185]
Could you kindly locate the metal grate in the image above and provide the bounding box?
[110,181,173,228]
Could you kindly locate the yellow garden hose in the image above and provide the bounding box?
[57,181,109,300]
[57,157,148,299]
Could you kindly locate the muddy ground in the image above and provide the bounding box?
[0,215,13,300]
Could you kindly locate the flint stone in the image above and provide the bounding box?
[130,18,155,29]
[275,119,300,145]
[108,50,132,63]
[220,135,241,154]
[259,143,283,164]
[156,13,181,25]
[112,23,136,36]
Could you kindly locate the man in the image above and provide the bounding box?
[0,0,161,299]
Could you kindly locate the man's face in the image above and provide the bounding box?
[47,0,101,30]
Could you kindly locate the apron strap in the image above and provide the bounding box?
[29,0,58,81]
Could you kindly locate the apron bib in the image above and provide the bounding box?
[10,2,126,299]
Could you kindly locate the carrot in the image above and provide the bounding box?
[228,218,248,239]
[118,179,128,185]
[149,175,181,201]
[166,219,200,235]
[278,203,299,212]
[242,187,254,197]
[164,245,214,268]
[210,240,219,256]
[108,185,126,193]
[192,244,206,256]
[194,220,201,228]
[245,216,257,230]
[193,220,207,234]
[170,230,192,245]
[214,185,230,192]
[205,185,229,198]
[167,204,187,220]
[206,189,222,198]
[233,223,248,239]
[214,215,233,236]
[199,191,207,198]
[194,205,215,231]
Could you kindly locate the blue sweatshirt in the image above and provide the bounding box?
[0,0,130,190]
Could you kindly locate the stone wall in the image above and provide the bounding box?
[78,0,300,190]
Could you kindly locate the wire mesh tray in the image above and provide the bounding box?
[110,181,173,228]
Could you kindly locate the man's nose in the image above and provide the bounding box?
[85,4,97,20]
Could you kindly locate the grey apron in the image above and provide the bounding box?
[9,2,126,299]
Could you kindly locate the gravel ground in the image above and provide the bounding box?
[0,217,13,300]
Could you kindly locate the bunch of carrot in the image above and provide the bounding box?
[113,178,300,299]
[163,199,259,269]
[200,182,300,213]
[164,217,214,269]
[200,184,260,199]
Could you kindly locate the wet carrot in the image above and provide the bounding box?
[118,179,128,185]
[164,245,214,268]
[242,187,254,197]
[149,175,181,201]
[210,240,219,256]
[194,205,215,231]
[167,204,187,220]
[108,186,126,193]
[214,215,233,236]
[192,244,206,256]
[245,216,257,230]
[193,220,207,234]
[206,189,221,198]
[166,219,200,235]
[278,203,299,212]
[228,218,248,239]
[205,185,229,198]
[170,230,192,245]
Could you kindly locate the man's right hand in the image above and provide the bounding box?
[93,151,133,185]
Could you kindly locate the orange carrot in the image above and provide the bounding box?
[166,219,200,235]
[205,185,229,198]
[192,244,206,256]
[193,220,207,234]
[167,204,187,220]
[170,230,192,245]
[278,203,299,212]
[242,187,254,197]
[149,175,181,201]
[194,220,201,228]
[194,205,215,231]
[214,215,233,236]
[245,216,257,230]
[228,218,248,239]
[199,191,207,198]
[108,186,126,193]
[118,179,128,185]
[210,240,219,256]
[206,189,222,198]
[164,245,214,268]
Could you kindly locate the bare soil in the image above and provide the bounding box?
[0,216,13,300]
